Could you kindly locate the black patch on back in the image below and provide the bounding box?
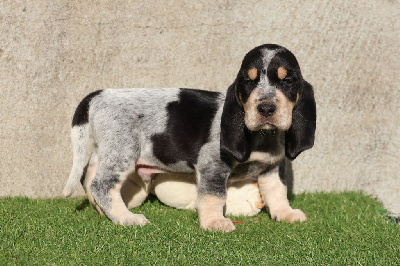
[72,90,103,127]
[151,89,220,167]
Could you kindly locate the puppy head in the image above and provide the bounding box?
[237,44,304,131]
[221,44,316,162]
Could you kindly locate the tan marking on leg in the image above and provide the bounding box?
[109,184,130,220]
[98,165,149,226]
[109,182,149,226]
[277,66,287,80]
[255,193,264,209]
[247,68,258,80]
[250,180,264,209]
[197,195,235,232]
[258,169,307,222]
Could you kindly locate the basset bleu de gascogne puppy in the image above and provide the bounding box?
[63,44,316,232]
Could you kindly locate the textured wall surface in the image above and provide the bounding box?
[1,1,399,213]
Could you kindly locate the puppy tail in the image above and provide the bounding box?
[63,123,91,198]
[63,90,103,197]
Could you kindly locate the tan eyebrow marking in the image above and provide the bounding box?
[277,66,288,80]
[247,68,258,80]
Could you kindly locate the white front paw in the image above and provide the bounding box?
[270,208,307,223]
[200,217,236,232]
[116,213,150,226]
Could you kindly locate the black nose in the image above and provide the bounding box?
[257,103,276,117]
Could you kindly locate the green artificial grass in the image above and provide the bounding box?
[0,192,399,265]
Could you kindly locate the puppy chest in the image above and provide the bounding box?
[247,150,284,165]
[229,162,276,180]
[247,130,285,165]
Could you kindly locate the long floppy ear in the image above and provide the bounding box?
[220,82,252,163]
[285,81,316,160]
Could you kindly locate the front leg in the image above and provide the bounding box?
[258,164,307,222]
[196,163,235,232]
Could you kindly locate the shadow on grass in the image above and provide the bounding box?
[75,198,91,211]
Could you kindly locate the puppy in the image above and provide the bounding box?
[63,44,316,232]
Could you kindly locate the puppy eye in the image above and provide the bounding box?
[243,78,255,85]
[281,74,296,85]
[281,77,292,85]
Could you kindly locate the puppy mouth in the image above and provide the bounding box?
[260,122,278,130]
[247,117,292,132]
[246,120,277,132]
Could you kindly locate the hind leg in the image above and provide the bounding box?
[83,153,150,213]
[90,149,149,226]
[91,165,149,226]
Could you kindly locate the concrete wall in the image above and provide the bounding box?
[1,1,399,213]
